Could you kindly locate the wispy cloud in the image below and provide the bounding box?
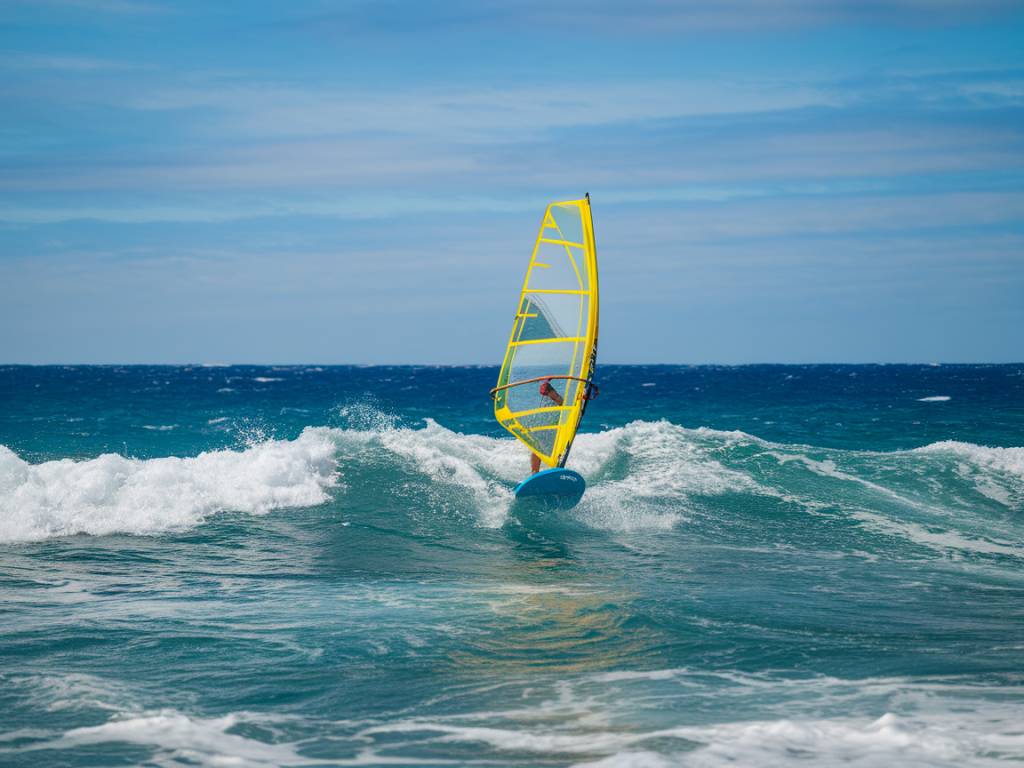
[20,0,167,14]
[2,100,1019,201]
[1,1,1021,362]
[0,53,142,72]
[4,62,1020,202]
[121,79,836,140]
[836,68,1024,108]
[303,0,1024,36]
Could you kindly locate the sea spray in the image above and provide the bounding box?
[0,429,339,542]
[3,416,1021,549]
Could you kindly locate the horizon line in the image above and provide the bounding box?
[2,361,1022,368]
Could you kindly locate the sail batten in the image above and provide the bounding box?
[493,197,599,468]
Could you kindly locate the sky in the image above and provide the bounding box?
[1,0,1022,364]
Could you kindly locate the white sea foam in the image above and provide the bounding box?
[765,444,1024,554]
[575,752,676,767]
[5,415,1019,544]
[331,415,731,532]
[917,395,951,402]
[769,451,935,511]
[317,417,759,532]
[598,710,1024,767]
[54,710,310,768]
[9,670,1024,766]
[915,440,1024,511]
[253,377,283,383]
[0,418,795,540]
[571,421,767,532]
[336,417,520,527]
[915,440,1024,480]
[361,708,1024,766]
[849,508,1021,558]
[351,417,742,531]
[13,672,137,715]
[355,673,1024,767]
[0,428,339,543]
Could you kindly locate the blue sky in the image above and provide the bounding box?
[1,0,1022,364]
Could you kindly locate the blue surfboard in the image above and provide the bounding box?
[514,468,586,507]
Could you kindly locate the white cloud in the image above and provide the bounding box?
[307,0,1024,36]
[0,54,140,72]
[24,0,167,14]
[121,78,835,142]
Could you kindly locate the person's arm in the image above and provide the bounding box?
[539,379,564,405]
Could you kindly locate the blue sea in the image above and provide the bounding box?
[2,364,1023,767]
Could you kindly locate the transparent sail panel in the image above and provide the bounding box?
[494,198,597,466]
[528,241,585,293]
[507,341,582,401]
[545,204,584,245]
[515,294,586,343]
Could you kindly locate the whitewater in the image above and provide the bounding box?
[1,364,1022,767]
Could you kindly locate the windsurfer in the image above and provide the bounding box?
[531,378,564,474]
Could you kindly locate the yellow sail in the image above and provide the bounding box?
[492,196,599,468]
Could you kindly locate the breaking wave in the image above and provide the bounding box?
[0,431,339,542]
[1,417,1021,552]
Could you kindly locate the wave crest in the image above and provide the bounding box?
[0,429,339,543]
[2,417,1022,546]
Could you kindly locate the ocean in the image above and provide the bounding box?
[1,363,1023,766]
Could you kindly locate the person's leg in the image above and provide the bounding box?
[530,452,541,474]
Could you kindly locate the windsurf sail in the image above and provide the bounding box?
[491,195,599,468]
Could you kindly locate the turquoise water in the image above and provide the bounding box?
[2,364,1023,766]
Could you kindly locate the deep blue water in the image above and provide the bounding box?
[1,364,1023,766]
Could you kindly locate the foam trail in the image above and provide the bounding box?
[52,710,310,768]
[0,428,339,543]
[360,709,1024,767]
[571,710,1024,767]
